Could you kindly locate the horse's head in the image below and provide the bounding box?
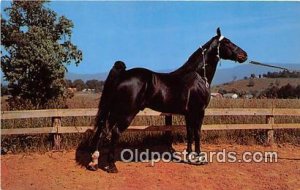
[206,28,248,63]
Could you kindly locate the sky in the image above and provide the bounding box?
[1,1,300,74]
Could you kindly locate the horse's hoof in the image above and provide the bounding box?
[187,160,208,166]
[187,154,208,166]
[106,166,118,173]
[193,160,208,166]
[87,164,98,171]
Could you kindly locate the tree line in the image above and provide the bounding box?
[2,79,106,96]
[217,83,300,99]
[259,84,300,99]
[262,70,300,78]
[65,79,105,92]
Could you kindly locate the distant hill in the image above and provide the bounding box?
[211,63,300,85]
[212,77,300,94]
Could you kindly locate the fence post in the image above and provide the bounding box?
[52,117,62,150]
[266,115,274,145]
[165,115,173,147]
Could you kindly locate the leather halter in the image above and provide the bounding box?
[202,35,224,88]
[216,35,224,59]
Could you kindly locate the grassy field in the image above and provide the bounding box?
[66,92,300,109]
[3,92,300,110]
[1,93,300,152]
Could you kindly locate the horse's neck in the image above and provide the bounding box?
[170,47,204,76]
[198,54,219,85]
[170,42,219,84]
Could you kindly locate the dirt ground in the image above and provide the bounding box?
[1,144,300,190]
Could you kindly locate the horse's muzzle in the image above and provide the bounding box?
[237,53,248,63]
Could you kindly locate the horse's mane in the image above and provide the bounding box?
[201,36,217,50]
[170,37,217,76]
[170,47,203,75]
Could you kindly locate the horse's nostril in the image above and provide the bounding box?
[237,54,247,63]
[238,54,247,60]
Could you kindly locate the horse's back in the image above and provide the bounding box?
[110,68,153,114]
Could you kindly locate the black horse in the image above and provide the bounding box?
[88,28,247,172]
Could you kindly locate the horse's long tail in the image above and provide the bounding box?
[95,61,126,129]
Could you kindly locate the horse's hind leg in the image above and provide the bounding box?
[106,126,122,173]
[87,121,113,171]
[106,113,137,173]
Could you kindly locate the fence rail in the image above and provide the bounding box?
[1,108,300,148]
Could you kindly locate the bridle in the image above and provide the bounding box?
[216,35,224,59]
[217,36,241,61]
[201,35,224,88]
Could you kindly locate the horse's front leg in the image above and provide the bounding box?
[194,111,207,164]
[185,115,194,154]
[194,111,205,154]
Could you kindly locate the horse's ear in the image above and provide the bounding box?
[216,27,221,37]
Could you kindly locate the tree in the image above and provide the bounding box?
[1,1,82,109]
[73,79,86,91]
[277,83,295,98]
[86,80,98,89]
[265,86,279,98]
[261,84,300,99]
[65,79,74,88]
[86,79,104,92]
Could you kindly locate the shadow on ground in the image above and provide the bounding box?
[75,129,175,172]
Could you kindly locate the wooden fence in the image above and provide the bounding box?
[1,108,300,149]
